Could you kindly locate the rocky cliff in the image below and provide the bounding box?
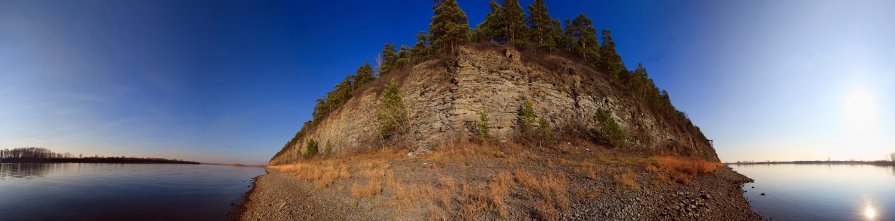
[271,46,717,165]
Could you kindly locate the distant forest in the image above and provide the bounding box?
[275,0,703,159]
[0,147,198,164]
[730,153,895,165]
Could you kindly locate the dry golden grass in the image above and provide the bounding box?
[513,171,570,220]
[649,156,723,183]
[614,170,640,190]
[271,140,649,220]
[489,172,513,219]
[271,163,351,189]
[351,181,382,198]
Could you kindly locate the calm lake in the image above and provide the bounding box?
[0,163,265,221]
[731,164,895,221]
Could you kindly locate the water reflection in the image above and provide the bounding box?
[0,163,66,179]
[731,164,894,221]
[864,205,876,220]
[0,163,264,221]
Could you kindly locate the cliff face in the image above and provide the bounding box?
[272,46,717,164]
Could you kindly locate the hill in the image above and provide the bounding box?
[240,45,757,220]
[243,0,758,220]
[270,45,716,165]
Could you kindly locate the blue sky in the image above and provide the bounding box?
[1,0,892,164]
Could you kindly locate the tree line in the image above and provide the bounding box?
[0,147,198,164]
[276,0,703,160]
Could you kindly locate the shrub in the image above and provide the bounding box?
[537,117,552,142]
[477,111,491,139]
[324,139,334,157]
[517,100,538,137]
[596,108,625,147]
[378,79,408,141]
[303,138,319,159]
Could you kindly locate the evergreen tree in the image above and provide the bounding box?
[396,45,411,67]
[353,62,375,89]
[564,14,600,65]
[429,0,469,54]
[501,0,528,47]
[526,0,563,52]
[474,0,503,43]
[380,44,397,76]
[411,32,430,62]
[599,29,626,80]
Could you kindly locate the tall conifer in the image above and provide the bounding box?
[380,44,397,76]
[475,0,503,43]
[599,29,626,80]
[429,0,469,54]
[565,14,600,65]
[527,0,563,52]
[411,32,430,62]
[353,62,375,89]
[501,0,528,47]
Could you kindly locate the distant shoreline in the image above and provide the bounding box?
[0,158,199,164]
[728,160,894,166]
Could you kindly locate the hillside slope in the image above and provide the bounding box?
[272,46,716,165]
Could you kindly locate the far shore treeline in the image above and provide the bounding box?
[0,147,199,164]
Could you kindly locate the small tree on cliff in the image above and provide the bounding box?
[596,108,625,147]
[303,138,319,159]
[429,0,469,55]
[477,111,491,140]
[378,79,408,142]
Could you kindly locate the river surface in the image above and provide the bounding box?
[0,163,264,221]
[731,164,895,221]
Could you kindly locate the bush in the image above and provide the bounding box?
[303,138,319,159]
[596,108,625,147]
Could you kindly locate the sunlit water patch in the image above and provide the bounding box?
[731,164,895,221]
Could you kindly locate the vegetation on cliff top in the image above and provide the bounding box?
[274,0,705,161]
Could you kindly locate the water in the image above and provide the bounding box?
[0,163,265,221]
[731,164,895,221]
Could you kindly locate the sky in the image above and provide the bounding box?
[0,0,892,164]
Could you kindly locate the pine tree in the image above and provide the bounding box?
[475,0,503,43]
[565,14,600,65]
[527,0,563,52]
[380,44,397,76]
[353,62,375,89]
[501,0,528,47]
[599,29,626,80]
[411,32,430,62]
[429,0,469,54]
[396,45,411,67]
